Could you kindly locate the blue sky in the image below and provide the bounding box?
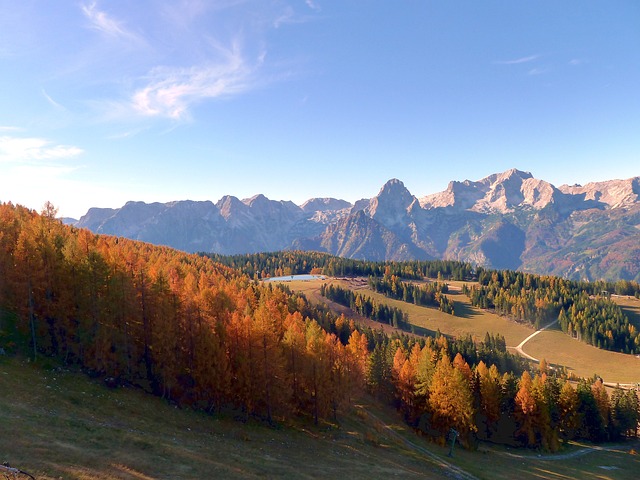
[1,1,639,218]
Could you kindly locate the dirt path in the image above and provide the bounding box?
[490,442,637,461]
[511,319,559,362]
[355,405,479,480]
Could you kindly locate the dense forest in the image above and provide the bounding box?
[384,337,639,449]
[0,203,638,452]
[0,203,369,424]
[368,275,455,315]
[320,282,411,330]
[207,251,475,281]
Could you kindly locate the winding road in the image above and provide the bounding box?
[511,320,639,389]
[511,319,559,362]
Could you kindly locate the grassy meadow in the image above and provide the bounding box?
[524,326,640,383]
[285,278,640,384]
[614,295,640,329]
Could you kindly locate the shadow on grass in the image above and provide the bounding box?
[545,322,563,331]
[453,301,484,320]
[406,323,437,338]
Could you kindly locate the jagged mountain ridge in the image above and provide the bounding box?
[75,169,640,281]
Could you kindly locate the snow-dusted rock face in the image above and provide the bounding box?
[75,169,640,281]
[420,170,640,215]
[419,169,563,213]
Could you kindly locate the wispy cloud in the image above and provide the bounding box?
[305,0,321,11]
[0,135,83,163]
[81,1,143,44]
[82,2,316,124]
[273,4,317,28]
[494,54,540,65]
[0,135,83,212]
[274,6,296,28]
[106,127,150,140]
[527,67,548,76]
[569,58,586,66]
[130,39,259,120]
[42,89,66,110]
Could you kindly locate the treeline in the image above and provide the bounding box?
[385,337,639,450]
[368,275,455,315]
[320,283,410,330]
[464,269,640,354]
[0,203,368,424]
[207,251,475,281]
[587,279,640,298]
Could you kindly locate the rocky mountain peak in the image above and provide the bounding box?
[366,178,417,229]
[379,178,411,195]
[483,168,533,185]
[420,169,555,213]
[372,178,415,208]
[216,195,248,220]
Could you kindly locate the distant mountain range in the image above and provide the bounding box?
[73,169,640,281]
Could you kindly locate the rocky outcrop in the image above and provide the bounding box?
[558,177,640,209]
[419,169,565,213]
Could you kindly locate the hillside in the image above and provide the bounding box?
[2,203,639,465]
[0,357,455,479]
[2,356,639,480]
[74,169,640,281]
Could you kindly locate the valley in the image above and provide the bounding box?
[284,277,640,384]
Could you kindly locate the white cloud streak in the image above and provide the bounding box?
[494,55,540,65]
[0,136,83,163]
[305,0,321,11]
[131,40,257,120]
[0,135,85,215]
[42,89,65,110]
[527,67,548,76]
[81,1,143,44]
[79,2,312,124]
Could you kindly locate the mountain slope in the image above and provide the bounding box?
[75,170,640,281]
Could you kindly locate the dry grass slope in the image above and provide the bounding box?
[0,356,458,480]
[1,351,639,479]
[286,278,640,384]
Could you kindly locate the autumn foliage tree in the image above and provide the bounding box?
[0,203,366,425]
[428,354,476,446]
